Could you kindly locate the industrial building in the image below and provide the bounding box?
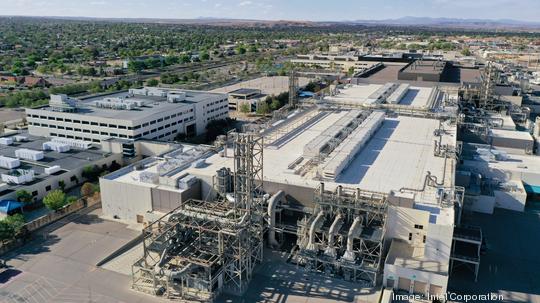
[100,82,463,301]
[26,87,229,143]
[227,88,267,112]
[398,60,450,82]
[291,53,381,73]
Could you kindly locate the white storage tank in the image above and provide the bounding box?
[15,149,44,161]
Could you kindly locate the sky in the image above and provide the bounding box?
[0,0,538,22]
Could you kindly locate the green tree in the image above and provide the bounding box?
[58,180,66,192]
[66,196,78,204]
[239,103,251,113]
[16,189,33,203]
[270,98,281,111]
[235,45,247,55]
[461,47,472,56]
[43,190,67,211]
[146,78,159,87]
[200,52,210,61]
[0,214,25,241]
[256,101,270,115]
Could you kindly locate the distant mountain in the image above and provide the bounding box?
[347,16,540,29]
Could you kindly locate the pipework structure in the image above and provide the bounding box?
[131,133,265,302]
[293,183,388,287]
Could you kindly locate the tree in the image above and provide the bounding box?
[58,180,66,192]
[235,45,247,55]
[461,47,472,56]
[270,99,281,111]
[239,103,251,113]
[256,101,270,115]
[16,189,32,203]
[200,52,210,61]
[81,182,95,197]
[66,196,78,204]
[82,165,102,182]
[0,214,25,241]
[146,78,159,87]
[43,190,67,211]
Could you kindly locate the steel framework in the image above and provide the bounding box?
[131,133,265,302]
[292,183,388,287]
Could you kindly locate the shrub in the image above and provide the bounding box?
[81,182,95,197]
[43,190,67,211]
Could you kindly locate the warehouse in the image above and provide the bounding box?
[26,87,229,143]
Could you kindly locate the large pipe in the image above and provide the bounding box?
[267,190,285,248]
[342,216,363,261]
[306,210,325,251]
[324,214,343,257]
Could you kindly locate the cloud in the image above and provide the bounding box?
[238,1,252,6]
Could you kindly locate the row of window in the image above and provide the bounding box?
[28,111,197,131]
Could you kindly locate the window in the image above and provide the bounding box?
[45,185,51,191]
[118,125,127,129]
[414,224,424,230]
[423,235,426,243]
[91,122,98,126]
[100,123,107,127]
[65,119,72,122]
[82,121,89,125]
[408,233,412,241]
[92,130,99,134]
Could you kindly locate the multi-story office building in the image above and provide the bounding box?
[26,87,229,143]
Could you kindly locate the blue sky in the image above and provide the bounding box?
[0,0,538,22]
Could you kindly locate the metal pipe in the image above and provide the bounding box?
[343,216,363,261]
[306,210,325,251]
[267,190,285,248]
[324,213,343,257]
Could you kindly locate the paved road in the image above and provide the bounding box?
[0,208,167,303]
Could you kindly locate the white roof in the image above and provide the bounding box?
[490,129,533,141]
[325,84,436,108]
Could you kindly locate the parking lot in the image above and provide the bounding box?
[0,208,167,303]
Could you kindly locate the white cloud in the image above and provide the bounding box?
[238,1,252,6]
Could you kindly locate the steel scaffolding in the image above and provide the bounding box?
[292,183,388,287]
[131,133,265,302]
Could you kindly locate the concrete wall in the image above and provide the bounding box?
[100,178,152,222]
[386,206,430,244]
[494,188,527,212]
[383,264,448,295]
[464,195,495,214]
